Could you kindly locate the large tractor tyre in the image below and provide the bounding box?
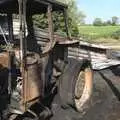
[59,58,93,113]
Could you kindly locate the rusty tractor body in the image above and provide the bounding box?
[0,0,93,119]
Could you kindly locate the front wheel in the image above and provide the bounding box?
[59,58,93,113]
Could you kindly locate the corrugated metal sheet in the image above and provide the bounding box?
[68,43,120,70]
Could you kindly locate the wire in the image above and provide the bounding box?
[0,25,10,45]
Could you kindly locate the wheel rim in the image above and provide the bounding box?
[75,71,85,99]
[74,67,93,112]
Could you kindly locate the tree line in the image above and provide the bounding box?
[93,16,119,26]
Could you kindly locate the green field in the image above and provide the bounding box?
[79,26,120,45]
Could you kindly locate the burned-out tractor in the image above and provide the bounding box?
[0,0,93,119]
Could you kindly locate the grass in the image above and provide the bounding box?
[79,25,120,39]
[79,25,120,47]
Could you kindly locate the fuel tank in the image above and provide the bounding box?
[24,53,42,105]
[10,53,43,113]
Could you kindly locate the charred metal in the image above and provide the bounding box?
[0,0,93,120]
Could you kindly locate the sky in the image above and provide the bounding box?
[76,0,120,24]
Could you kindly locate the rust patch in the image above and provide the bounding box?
[0,52,9,70]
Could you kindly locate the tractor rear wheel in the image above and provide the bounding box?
[59,58,93,113]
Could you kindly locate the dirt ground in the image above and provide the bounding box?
[51,65,120,120]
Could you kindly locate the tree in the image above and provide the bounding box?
[106,20,112,25]
[93,18,103,26]
[103,20,112,26]
[112,16,119,25]
[57,0,86,36]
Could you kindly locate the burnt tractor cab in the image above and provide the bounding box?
[0,0,93,119]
